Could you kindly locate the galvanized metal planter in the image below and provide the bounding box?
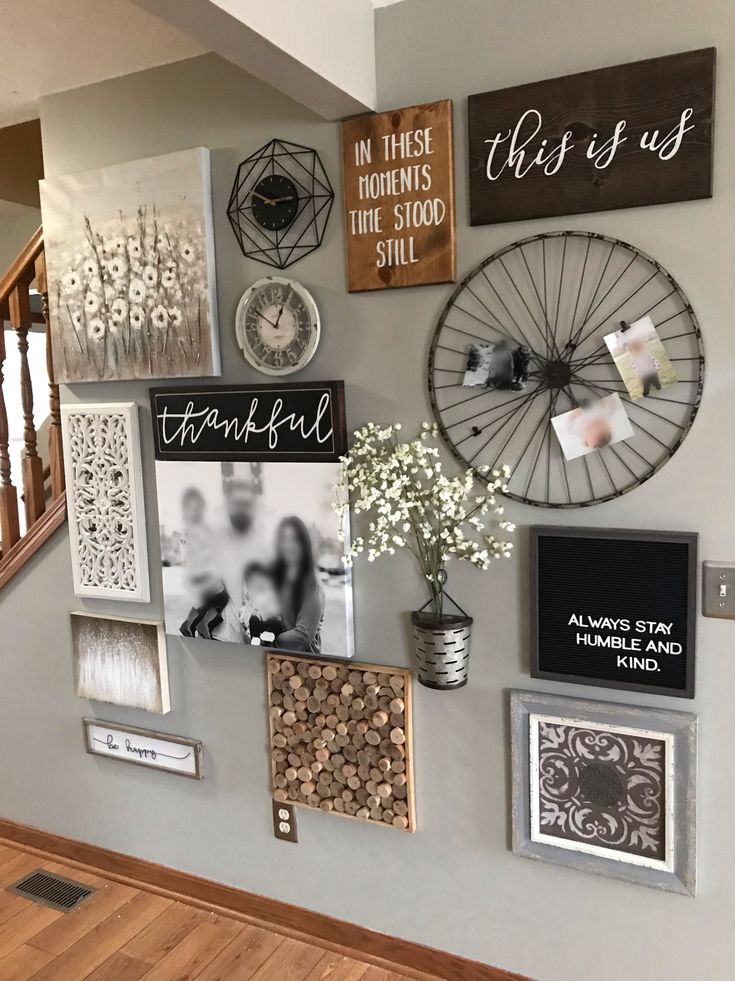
[410,611,473,690]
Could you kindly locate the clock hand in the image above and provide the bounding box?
[274,305,284,328]
[258,311,281,329]
[270,196,296,204]
[253,191,276,206]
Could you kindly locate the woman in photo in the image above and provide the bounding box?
[272,516,326,654]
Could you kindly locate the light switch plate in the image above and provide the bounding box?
[272,799,298,843]
[702,562,735,618]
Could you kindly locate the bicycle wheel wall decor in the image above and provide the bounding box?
[428,232,704,507]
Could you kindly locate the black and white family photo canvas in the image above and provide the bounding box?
[551,394,634,461]
[604,315,678,400]
[156,460,354,657]
[40,147,220,383]
[71,612,170,714]
[462,340,531,390]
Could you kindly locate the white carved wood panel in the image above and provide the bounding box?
[61,402,149,601]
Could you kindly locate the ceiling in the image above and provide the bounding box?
[0,0,207,128]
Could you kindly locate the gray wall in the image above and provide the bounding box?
[0,0,733,974]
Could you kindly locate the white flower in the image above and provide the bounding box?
[84,292,100,314]
[151,305,169,328]
[106,236,126,255]
[88,317,105,341]
[111,298,128,323]
[129,279,146,304]
[62,270,82,293]
[107,255,127,280]
[180,242,195,262]
[81,258,97,278]
[129,306,145,330]
[169,307,183,327]
[127,238,142,259]
[161,267,176,289]
[71,310,83,329]
[142,265,157,287]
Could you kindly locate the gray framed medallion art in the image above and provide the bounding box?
[40,146,220,383]
[510,690,697,895]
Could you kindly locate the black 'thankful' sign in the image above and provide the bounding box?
[468,48,715,225]
[150,381,346,461]
[531,527,697,698]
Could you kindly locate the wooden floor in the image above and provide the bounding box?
[0,843,423,981]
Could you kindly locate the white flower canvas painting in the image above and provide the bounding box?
[71,612,171,714]
[40,147,220,383]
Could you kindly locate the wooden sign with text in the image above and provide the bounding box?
[341,99,455,292]
[468,48,715,225]
[83,719,203,779]
[150,381,346,462]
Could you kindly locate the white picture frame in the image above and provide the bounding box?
[61,402,150,601]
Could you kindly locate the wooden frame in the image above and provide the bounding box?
[510,690,697,896]
[530,526,697,697]
[83,719,203,780]
[150,380,347,462]
[61,402,149,602]
[266,654,415,832]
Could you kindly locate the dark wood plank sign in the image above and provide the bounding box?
[469,48,715,225]
[531,527,697,697]
[341,99,456,292]
[150,381,346,462]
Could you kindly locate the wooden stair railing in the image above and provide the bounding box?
[0,227,67,590]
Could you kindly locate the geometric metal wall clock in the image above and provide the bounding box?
[227,139,334,270]
[428,231,705,507]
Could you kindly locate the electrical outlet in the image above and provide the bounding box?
[702,562,735,619]
[272,799,298,842]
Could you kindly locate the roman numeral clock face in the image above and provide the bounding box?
[235,276,321,376]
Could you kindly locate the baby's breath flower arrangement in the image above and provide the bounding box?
[335,421,515,622]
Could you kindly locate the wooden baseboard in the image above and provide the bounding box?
[0,817,522,981]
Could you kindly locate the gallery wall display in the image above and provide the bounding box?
[150,381,346,462]
[83,719,202,779]
[530,527,697,697]
[235,276,321,376]
[61,402,150,601]
[72,612,170,714]
[341,99,456,292]
[227,139,334,270]
[267,654,415,831]
[40,147,220,383]
[153,382,353,654]
[468,48,715,225]
[428,231,705,507]
[510,690,697,895]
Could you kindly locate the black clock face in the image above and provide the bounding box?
[251,174,299,232]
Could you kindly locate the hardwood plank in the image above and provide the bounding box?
[0,844,23,866]
[0,903,61,959]
[84,952,150,981]
[0,942,54,981]
[362,969,413,981]
[193,924,284,981]
[0,891,32,927]
[122,901,206,965]
[27,891,171,981]
[139,912,245,981]
[248,936,325,981]
[0,851,46,885]
[30,879,136,955]
[306,950,370,980]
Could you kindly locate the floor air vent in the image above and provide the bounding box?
[7,869,96,912]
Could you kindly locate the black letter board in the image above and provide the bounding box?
[531,527,697,697]
[150,381,346,462]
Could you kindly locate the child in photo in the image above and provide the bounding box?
[239,562,283,646]
[603,315,678,400]
[463,340,530,391]
[180,487,220,597]
[551,394,634,461]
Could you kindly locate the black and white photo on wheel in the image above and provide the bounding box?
[462,340,531,391]
[156,460,353,657]
[551,394,634,462]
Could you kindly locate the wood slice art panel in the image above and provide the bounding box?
[267,654,415,832]
[341,99,455,292]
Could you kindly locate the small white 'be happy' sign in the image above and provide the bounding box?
[83,719,203,779]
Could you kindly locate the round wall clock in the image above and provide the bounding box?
[428,231,704,508]
[227,139,334,270]
[235,276,320,375]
